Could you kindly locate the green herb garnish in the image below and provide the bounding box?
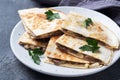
[86,38,98,46]
[83,18,93,28]
[45,10,60,21]
[28,48,44,65]
[79,38,100,53]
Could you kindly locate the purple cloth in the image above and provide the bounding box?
[59,0,120,26]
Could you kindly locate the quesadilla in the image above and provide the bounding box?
[44,36,103,68]
[19,32,48,51]
[18,8,66,39]
[56,34,113,65]
[62,12,119,49]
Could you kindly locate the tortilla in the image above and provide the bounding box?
[62,12,119,49]
[18,8,66,39]
[44,36,102,68]
[56,34,113,65]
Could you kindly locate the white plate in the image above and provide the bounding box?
[10,6,120,77]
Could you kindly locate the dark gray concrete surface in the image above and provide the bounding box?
[0,0,120,80]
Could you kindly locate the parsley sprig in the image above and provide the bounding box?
[28,48,44,65]
[83,18,93,28]
[79,38,100,53]
[45,10,60,21]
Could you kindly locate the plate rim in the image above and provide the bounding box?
[10,6,120,77]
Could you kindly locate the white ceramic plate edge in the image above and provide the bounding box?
[10,6,120,77]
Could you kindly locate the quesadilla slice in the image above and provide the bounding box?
[18,32,48,51]
[44,36,103,68]
[18,8,66,39]
[56,34,113,65]
[62,12,119,49]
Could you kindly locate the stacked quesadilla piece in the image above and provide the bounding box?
[44,36,90,68]
[18,8,65,50]
[56,34,113,65]
[45,36,104,68]
[18,8,65,39]
[61,12,119,49]
[18,32,48,51]
[18,8,119,69]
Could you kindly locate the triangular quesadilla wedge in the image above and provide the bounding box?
[18,32,48,51]
[44,36,103,68]
[18,8,66,39]
[56,34,113,65]
[61,12,119,49]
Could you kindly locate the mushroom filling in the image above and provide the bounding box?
[48,57,85,66]
[19,43,46,52]
[48,57,102,68]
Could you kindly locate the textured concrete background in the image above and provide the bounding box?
[0,0,120,80]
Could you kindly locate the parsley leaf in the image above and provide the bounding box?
[83,18,93,28]
[32,54,40,65]
[86,38,98,46]
[32,48,44,56]
[91,46,100,53]
[79,38,100,53]
[45,10,60,21]
[79,45,93,51]
[29,50,34,56]
[28,48,44,65]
